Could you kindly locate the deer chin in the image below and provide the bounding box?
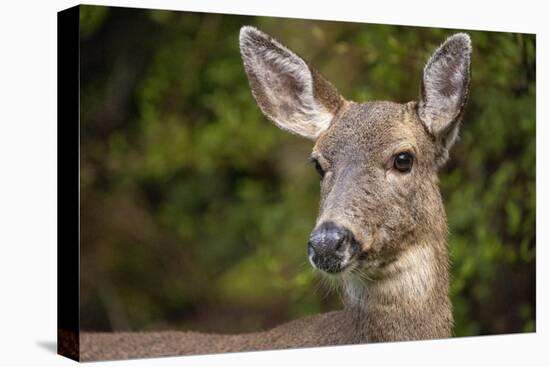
[309,254,358,275]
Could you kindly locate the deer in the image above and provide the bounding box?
[78,26,472,361]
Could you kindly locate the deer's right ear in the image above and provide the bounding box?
[239,26,344,140]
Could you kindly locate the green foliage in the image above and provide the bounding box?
[79,5,535,335]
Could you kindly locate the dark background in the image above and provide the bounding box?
[79,5,535,337]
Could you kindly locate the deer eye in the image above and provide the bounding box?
[393,152,414,172]
[310,158,325,178]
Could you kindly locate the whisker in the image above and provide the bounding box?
[351,266,374,282]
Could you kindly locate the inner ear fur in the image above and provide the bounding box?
[239,26,344,140]
[418,33,472,165]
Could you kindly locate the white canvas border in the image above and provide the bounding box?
[0,0,544,366]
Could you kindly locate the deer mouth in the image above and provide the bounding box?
[308,246,359,274]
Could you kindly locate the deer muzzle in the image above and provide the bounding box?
[307,221,360,274]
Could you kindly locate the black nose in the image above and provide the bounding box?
[308,222,359,273]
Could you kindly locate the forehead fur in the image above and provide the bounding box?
[314,101,431,162]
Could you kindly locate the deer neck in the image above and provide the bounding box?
[342,237,452,342]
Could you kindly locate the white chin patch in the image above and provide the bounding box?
[308,252,316,269]
[341,246,353,267]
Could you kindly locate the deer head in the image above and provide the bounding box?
[239,26,471,279]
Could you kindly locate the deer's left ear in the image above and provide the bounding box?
[418,33,472,165]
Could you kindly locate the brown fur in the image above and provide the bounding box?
[80,28,471,361]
